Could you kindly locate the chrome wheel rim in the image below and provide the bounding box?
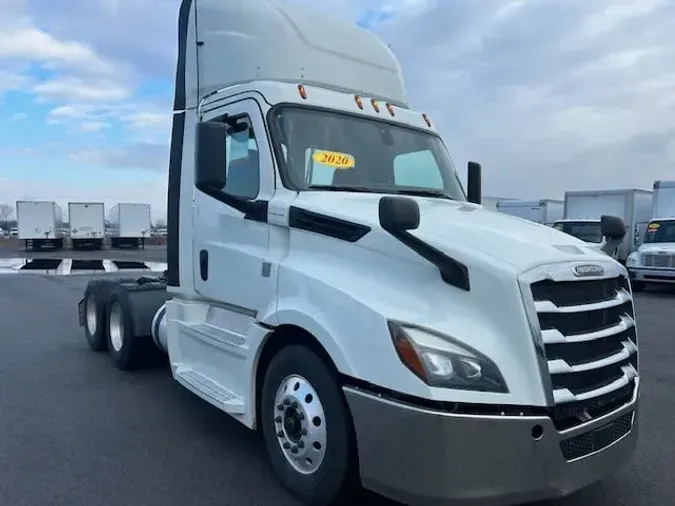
[273,375,327,475]
[109,302,124,352]
[85,292,97,335]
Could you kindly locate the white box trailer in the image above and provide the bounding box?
[68,202,105,250]
[108,203,151,248]
[481,196,516,212]
[556,189,653,262]
[496,199,563,226]
[16,200,65,251]
[626,180,675,289]
[652,180,675,219]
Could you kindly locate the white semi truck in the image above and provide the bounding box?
[16,200,65,251]
[107,203,152,249]
[77,1,639,505]
[495,199,564,226]
[553,189,653,263]
[68,202,105,250]
[627,180,675,290]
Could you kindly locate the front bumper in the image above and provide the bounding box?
[344,386,638,506]
[628,266,675,283]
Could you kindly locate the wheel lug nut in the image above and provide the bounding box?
[277,404,284,411]
[283,442,291,449]
[277,431,284,438]
[298,413,305,420]
[290,446,298,454]
[283,398,290,405]
[297,441,305,448]
[291,401,298,408]
[275,416,282,423]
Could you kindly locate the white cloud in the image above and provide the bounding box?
[371,0,675,197]
[0,25,114,74]
[34,77,130,102]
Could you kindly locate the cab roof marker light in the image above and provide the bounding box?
[298,84,307,99]
[355,95,364,109]
[371,99,380,113]
[422,113,431,127]
[386,103,395,116]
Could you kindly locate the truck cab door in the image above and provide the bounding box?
[192,98,276,324]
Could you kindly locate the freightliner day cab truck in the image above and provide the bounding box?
[495,199,564,227]
[77,1,640,505]
[627,180,675,290]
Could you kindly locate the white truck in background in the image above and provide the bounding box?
[68,202,105,250]
[496,199,564,226]
[16,200,65,251]
[76,1,639,505]
[553,189,653,263]
[627,180,675,290]
[107,203,151,249]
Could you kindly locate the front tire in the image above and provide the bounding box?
[261,346,359,505]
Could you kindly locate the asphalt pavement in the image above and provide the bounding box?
[0,273,673,506]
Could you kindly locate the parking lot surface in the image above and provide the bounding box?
[0,274,673,506]
[0,242,166,262]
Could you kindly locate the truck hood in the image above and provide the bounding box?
[292,192,607,272]
[637,242,675,254]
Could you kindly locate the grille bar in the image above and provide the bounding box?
[642,253,675,268]
[527,273,638,430]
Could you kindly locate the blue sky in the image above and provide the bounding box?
[2,0,675,222]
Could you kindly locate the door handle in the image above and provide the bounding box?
[199,249,208,280]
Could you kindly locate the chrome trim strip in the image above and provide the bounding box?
[541,315,635,344]
[534,289,630,314]
[553,364,637,404]
[548,341,635,375]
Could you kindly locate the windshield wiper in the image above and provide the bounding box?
[392,188,453,200]
[307,185,371,193]
[307,185,453,199]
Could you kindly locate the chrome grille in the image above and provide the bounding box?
[642,253,675,268]
[528,273,638,430]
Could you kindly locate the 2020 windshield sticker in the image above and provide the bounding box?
[312,150,355,169]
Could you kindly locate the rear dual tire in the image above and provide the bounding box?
[261,346,359,506]
[83,279,135,351]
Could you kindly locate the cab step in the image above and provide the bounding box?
[174,366,245,414]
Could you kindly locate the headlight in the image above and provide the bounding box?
[388,321,508,393]
[626,253,637,266]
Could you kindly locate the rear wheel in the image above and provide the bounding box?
[261,345,359,506]
[83,279,134,351]
[105,287,156,370]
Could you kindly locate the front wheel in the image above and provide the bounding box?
[261,346,359,505]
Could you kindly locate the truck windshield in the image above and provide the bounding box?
[644,220,675,243]
[553,221,603,243]
[269,105,466,200]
